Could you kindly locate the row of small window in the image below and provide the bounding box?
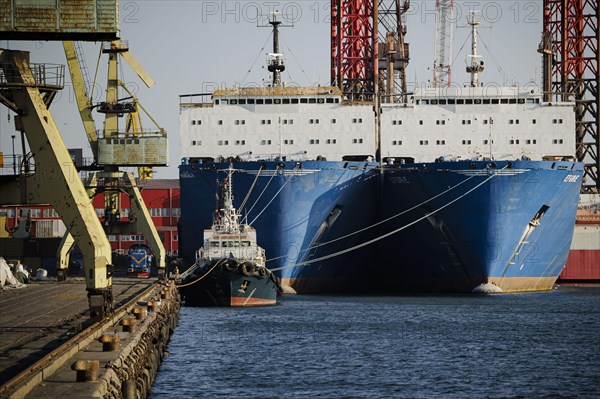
[391,118,563,126]
[192,118,365,126]
[195,117,569,127]
[107,234,179,242]
[193,139,366,146]
[416,98,540,105]
[390,139,563,146]
[309,139,338,144]
[95,208,181,217]
[216,97,340,105]
[0,208,59,218]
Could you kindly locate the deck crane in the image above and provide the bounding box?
[59,40,168,279]
[377,0,410,103]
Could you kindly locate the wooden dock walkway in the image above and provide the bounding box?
[0,278,156,387]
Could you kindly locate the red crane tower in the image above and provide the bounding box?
[331,0,378,100]
[331,0,410,102]
[543,0,599,193]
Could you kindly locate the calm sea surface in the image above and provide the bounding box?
[150,287,600,398]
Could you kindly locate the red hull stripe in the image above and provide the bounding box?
[230,296,276,306]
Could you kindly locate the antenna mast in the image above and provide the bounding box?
[466,10,485,87]
[266,11,286,87]
[433,0,454,87]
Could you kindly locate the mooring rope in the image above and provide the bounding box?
[249,164,300,225]
[265,167,481,263]
[238,165,262,214]
[175,259,225,288]
[244,169,277,223]
[269,166,506,272]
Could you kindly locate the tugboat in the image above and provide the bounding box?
[177,165,281,306]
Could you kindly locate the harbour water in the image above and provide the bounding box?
[150,287,600,398]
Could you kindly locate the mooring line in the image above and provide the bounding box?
[270,166,506,272]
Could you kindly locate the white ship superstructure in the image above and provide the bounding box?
[180,86,376,162]
[380,87,575,163]
[180,85,575,164]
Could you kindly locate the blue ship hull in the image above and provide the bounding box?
[179,160,583,293]
[374,160,583,293]
[179,160,379,291]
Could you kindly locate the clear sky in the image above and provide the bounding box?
[1,0,546,178]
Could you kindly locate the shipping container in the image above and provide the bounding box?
[0,238,23,257]
[33,219,66,238]
[97,136,169,166]
[38,238,62,257]
[42,257,58,276]
[0,0,119,40]
[23,256,41,270]
[560,224,600,283]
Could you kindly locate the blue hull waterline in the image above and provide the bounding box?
[179,159,583,293]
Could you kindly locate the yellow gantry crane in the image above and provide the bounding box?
[60,40,168,278]
[0,51,114,321]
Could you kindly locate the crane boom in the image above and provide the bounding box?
[63,41,98,157]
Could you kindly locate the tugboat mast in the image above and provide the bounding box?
[214,165,239,233]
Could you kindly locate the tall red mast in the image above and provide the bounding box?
[544,0,599,193]
[331,0,378,100]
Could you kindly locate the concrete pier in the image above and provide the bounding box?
[0,278,180,399]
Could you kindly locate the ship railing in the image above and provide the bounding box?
[576,213,600,223]
[178,262,201,281]
[99,128,167,138]
[0,154,36,176]
[179,93,213,108]
[0,62,65,89]
[195,248,205,262]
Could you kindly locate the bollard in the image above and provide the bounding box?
[147,301,159,312]
[133,307,148,320]
[98,334,120,352]
[71,360,100,382]
[120,318,137,332]
[122,379,137,399]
